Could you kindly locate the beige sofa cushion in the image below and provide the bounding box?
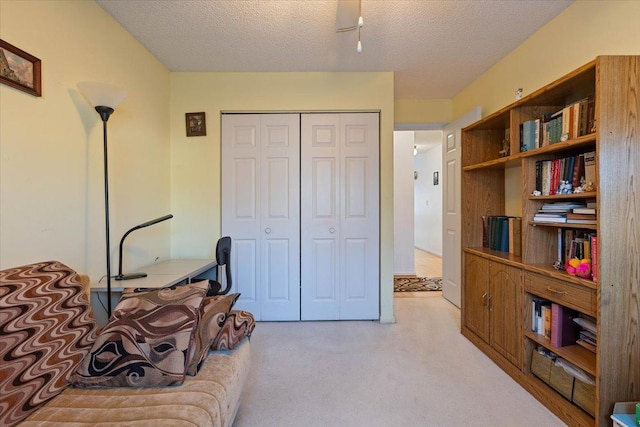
[21,338,250,427]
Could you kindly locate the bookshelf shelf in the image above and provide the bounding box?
[528,221,598,231]
[524,331,596,376]
[461,56,640,427]
[528,192,597,201]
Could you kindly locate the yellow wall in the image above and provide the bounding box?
[170,72,396,322]
[452,0,640,217]
[453,1,640,119]
[0,1,171,281]
[394,98,452,125]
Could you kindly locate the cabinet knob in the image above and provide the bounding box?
[329,227,336,234]
[265,228,271,234]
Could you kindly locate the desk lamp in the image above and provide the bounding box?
[116,214,173,280]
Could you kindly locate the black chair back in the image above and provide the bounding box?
[211,236,232,295]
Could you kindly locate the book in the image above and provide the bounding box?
[591,235,598,282]
[572,207,596,215]
[512,217,522,257]
[576,338,597,353]
[551,303,580,347]
[542,304,552,339]
[584,151,596,188]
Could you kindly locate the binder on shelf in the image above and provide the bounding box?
[551,303,580,347]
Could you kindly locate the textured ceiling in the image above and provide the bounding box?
[97,0,573,99]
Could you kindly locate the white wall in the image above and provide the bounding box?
[393,131,415,275]
[414,142,443,256]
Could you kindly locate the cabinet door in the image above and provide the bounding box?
[463,253,489,342]
[489,262,523,368]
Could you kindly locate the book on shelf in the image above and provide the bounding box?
[535,154,589,196]
[550,303,580,347]
[482,215,521,253]
[591,235,598,282]
[572,207,596,215]
[584,151,596,189]
[576,338,596,353]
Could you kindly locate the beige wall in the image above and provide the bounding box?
[0,1,171,281]
[170,72,396,322]
[394,98,452,125]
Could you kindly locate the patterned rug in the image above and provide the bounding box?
[394,276,443,292]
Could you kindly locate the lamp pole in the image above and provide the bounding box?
[96,106,114,316]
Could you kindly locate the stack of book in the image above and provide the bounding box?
[567,205,596,225]
[481,216,522,255]
[573,314,597,353]
[520,97,595,151]
[531,299,580,348]
[534,151,594,196]
[533,201,587,224]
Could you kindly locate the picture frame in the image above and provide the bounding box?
[0,39,42,97]
[185,112,206,137]
[433,171,439,186]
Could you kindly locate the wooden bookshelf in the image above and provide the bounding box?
[460,56,640,427]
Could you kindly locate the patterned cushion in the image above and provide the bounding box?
[0,261,97,427]
[187,293,240,376]
[211,310,256,351]
[72,281,208,388]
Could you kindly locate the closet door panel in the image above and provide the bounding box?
[301,114,341,320]
[339,113,379,319]
[222,115,262,318]
[222,114,300,320]
[260,114,300,320]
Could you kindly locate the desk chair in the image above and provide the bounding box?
[208,236,232,296]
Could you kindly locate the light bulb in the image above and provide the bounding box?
[358,16,364,28]
[357,40,362,53]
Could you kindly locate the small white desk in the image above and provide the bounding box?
[90,258,217,325]
[90,259,218,292]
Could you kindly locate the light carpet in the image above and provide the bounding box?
[233,297,566,427]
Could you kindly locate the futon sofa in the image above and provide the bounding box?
[0,261,253,427]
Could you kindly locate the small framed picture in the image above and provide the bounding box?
[185,112,206,137]
[0,39,42,97]
[433,171,439,185]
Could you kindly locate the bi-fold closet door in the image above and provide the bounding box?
[222,112,379,321]
[221,114,301,321]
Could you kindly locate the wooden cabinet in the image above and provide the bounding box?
[463,253,522,368]
[460,56,640,427]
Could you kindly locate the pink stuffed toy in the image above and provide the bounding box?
[565,258,591,279]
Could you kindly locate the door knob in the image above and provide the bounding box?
[265,228,271,234]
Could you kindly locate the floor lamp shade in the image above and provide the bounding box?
[78,82,128,110]
[78,81,128,317]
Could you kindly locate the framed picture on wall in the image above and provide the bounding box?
[433,171,439,185]
[185,112,206,137]
[0,39,42,97]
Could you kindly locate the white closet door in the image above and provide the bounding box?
[301,113,379,320]
[222,114,300,321]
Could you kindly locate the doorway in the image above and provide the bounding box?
[393,129,443,280]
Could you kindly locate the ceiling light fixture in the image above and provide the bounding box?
[336,0,364,54]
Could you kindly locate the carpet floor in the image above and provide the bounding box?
[233,297,566,427]
[394,276,443,292]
